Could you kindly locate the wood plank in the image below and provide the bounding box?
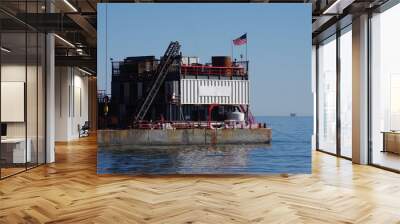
[0,135,400,223]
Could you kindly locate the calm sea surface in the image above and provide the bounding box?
[97,116,312,174]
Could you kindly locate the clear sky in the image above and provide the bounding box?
[97,4,312,116]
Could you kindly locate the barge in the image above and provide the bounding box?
[98,41,271,146]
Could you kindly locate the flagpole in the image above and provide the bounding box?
[231,41,233,61]
[245,33,248,63]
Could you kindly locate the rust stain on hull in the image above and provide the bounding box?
[98,128,272,147]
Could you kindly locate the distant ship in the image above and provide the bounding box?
[290,113,296,117]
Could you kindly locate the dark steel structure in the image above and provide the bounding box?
[134,41,181,122]
[105,42,251,129]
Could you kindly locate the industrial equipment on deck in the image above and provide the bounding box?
[134,41,181,122]
[106,41,257,129]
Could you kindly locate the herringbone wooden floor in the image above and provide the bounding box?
[1,135,400,224]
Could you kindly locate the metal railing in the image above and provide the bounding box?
[181,65,246,77]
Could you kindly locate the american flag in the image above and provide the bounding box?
[233,33,247,46]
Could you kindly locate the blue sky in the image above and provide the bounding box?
[97,4,312,116]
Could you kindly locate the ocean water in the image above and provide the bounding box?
[97,116,312,174]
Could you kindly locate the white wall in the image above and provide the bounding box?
[55,67,69,141]
[55,66,89,141]
[1,64,26,140]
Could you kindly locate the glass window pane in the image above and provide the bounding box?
[371,4,400,171]
[0,0,46,179]
[1,31,28,177]
[340,27,352,158]
[318,35,337,154]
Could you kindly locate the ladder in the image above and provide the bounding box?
[134,41,181,122]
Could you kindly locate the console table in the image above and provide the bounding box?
[1,138,31,164]
[382,131,400,154]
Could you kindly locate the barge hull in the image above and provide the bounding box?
[98,128,271,147]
